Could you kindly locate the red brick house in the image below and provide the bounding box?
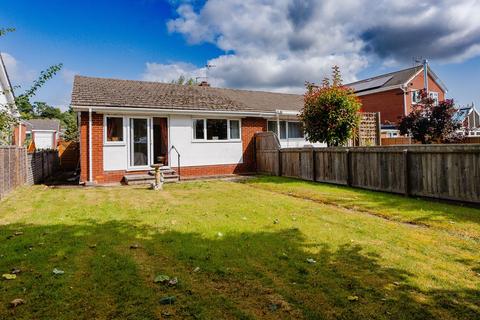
[71,76,324,185]
[346,63,448,136]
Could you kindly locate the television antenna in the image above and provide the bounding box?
[205,63,216,83]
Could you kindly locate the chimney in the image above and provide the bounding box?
[198,81,210,87]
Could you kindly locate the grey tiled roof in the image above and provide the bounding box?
[71,76,304,113]
[26,118,61,131]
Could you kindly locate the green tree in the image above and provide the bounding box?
[33,101,63,119]
[61,106,78,142]
[171,75,196,85]
[300,66,361,147]
[398,90,462,144]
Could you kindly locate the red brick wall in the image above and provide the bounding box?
[12,124,27,146]
[79,113,267,184]
[80,112,104,183]
[358,89,405,124]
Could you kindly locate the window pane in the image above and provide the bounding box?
[279,121,287,139]
[230,120,240,139]
[207,119,228,140]
[412,90,420,103]
[131,118,148,166]
[429,92,439,105]
[193,119,204,139]
[106,117,123,142]
[288,122,304,139]
[267,121,278,134]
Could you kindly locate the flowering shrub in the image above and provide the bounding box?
[399,90,462,144]
[300,66,361,147]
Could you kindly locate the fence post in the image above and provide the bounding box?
[346,149,352,187]
[312,148,316,182]
[277,149,282,177]
[376,112,382,146]
[403,149,410,196]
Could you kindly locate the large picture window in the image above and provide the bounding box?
[207,119,228,140]
[193,119,241,141]
[267,120,303,140]
[105,116,124,143]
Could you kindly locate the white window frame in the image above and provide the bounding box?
[429,91,439,106]
[127,116,152,170]
[104,115,126,145]
[411,90,421,104]
[267,120,305,140]
[192,118,242,142]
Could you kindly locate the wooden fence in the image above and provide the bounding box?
[0,147,27,199]
[0,146,59,200]
[58,141,79,170]
[255,132,480,204]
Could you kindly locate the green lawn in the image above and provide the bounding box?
[0,177,479,319]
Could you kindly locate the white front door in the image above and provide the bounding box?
[129,118,151,168]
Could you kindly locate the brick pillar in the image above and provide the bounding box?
[241,117,267,172]
[80,112,104,184]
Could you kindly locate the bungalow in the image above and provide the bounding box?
[454,103,480,137]
[24,118,61,150]
[71,76,324,184]
[346,61,448,137]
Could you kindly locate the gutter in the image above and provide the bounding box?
[71,105,300,118]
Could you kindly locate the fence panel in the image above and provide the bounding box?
[0,147,59,199]
[255,132,480,204]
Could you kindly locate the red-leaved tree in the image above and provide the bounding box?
[398,90,462,144]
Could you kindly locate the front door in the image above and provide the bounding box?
[129,118,150,168]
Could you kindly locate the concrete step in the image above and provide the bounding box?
[124,173,179,185]
[148,168,176,175]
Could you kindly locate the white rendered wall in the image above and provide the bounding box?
[102,114,244,171]
[169,115,243,167]
[104,144,128,171]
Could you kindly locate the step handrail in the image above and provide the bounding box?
[169,145,181,180]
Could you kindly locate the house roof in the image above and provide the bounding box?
[345,65,448,94]
[453,105,479,123]
[25,118,61,132]
[71,75,304,113]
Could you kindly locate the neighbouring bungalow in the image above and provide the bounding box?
[454,103,480,137]
[71,76,325,185]
[345,61,448,137]
[24,118,61,150]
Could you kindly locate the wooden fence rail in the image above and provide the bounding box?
[255,132,480,204]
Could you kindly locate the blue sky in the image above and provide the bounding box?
[1,0,479,110]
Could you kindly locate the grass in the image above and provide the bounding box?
[0,176,478,319]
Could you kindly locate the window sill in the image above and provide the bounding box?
[104,142,126,147]
[191,140,242,143]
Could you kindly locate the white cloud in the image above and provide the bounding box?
[156,0,480,93]
[141,62,206,83]
[1,52,36,87]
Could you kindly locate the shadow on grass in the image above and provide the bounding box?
[1,220,478,319]
[246,176,480,230]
